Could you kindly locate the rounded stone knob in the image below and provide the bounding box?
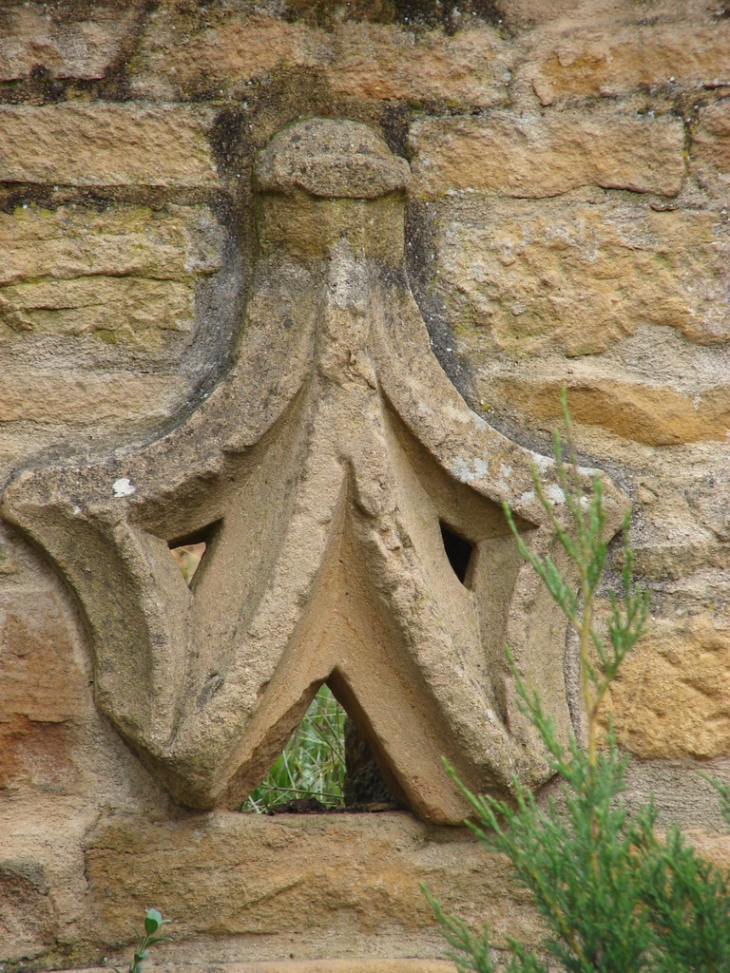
[255,117,411,199]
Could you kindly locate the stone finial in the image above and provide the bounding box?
[1,119,629,824]
[255,117,411,198]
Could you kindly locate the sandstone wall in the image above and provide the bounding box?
[0,0,728,970]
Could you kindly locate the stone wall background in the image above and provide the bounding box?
[0,0,728,968]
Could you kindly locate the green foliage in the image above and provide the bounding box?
[244,684,346,811]
[116,909,171,973]
[424,390,730,973]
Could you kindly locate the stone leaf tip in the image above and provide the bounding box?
[255,117,411,199]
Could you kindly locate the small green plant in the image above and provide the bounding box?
[245,684,346,811]
[116,909,171,973]
[424,391,730,973]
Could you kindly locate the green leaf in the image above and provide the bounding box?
[144,909,163,935]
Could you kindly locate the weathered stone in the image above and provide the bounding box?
[0,203,225,351]
[477,370,730,446]
[0,3,136,81]
[130,11,511,108]
[433,197,730,356]
[605,616,730,759]
[692,101,730,195]
[85,812,541,951]
[0,590,88,794]
[0,370,186,424]
[0,277,193,347]
[323,23,511,107]
[256,117,410,198]
[0,203,224,287]
[528,24,730,105]
[129,11,309,100]
[1,119,628,825]
[408,112,686,198]
[0,104,218,187]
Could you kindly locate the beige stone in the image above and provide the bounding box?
[2,119,628,825]
[408,112,685,198]
[605,616,730,759]
[0,370,186,424]
[0,3,136,81]
[130,11,510,108]
[0,203,224,287]
[0,203,225,350]
[692,101,730,194]
[528,24,730,105]
[324,23,511,107]
[477,372,730,446]
[129,11,309,100]
[85,812,540,950]
[0,277,193,347]
[434,198,730,356]
[0,104,218,187]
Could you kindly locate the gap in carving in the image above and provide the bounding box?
[439,521,474,585]
[243,684,347,813]
[242,683,402,814]
[168,522,221,587]
[170,542,206,585]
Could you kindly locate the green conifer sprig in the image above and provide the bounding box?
[424,391,730,973]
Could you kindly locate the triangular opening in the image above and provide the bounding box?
[168,521,220,587]
[243,684,400,814]
[439,520,474,585]
[244,684,346,813]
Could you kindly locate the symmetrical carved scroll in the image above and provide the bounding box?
[1,119,628,823]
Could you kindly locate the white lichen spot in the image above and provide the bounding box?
[470,411,489,430]
[519,490,536,506]
[452,456,489,483]
[531,451,553,473]
[112,478,136,499]
[544,483,566,506]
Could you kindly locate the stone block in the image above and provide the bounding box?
[606,616,730,759]
[0,104,218,187]
[0,370,186,424]
[692,101,730,194]
[528,24,730,105]
[408,112,685,198]
[476,370,730,446]
[433,198,730,356]
[0,3,136,81]
[0,203,225,351]
[85,813,540,951]
[0,590,88,793]
[0,277,193,348]
[324,23,511,107]
[130,11,510,108]
[0,203,224,287]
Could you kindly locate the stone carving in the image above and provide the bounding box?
[1,119,628,824]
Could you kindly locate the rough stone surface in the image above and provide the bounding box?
[2,119,627,827]
[129,11,511,108]
[526,23,730,105]
[0,3,136,81]
[606,616,730,759]
[0,203,224,353]
[432,197,730,356]
[0,104,218,187]
[408,112,686,198]
[85,812,541,955]
[0,2,728,969]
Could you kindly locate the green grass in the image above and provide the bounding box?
[244,685,347,812]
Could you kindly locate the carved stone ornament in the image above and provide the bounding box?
[1,119,629,824]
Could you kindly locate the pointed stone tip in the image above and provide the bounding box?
[255,117,411,199]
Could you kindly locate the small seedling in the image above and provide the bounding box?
[115,909,171,973]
